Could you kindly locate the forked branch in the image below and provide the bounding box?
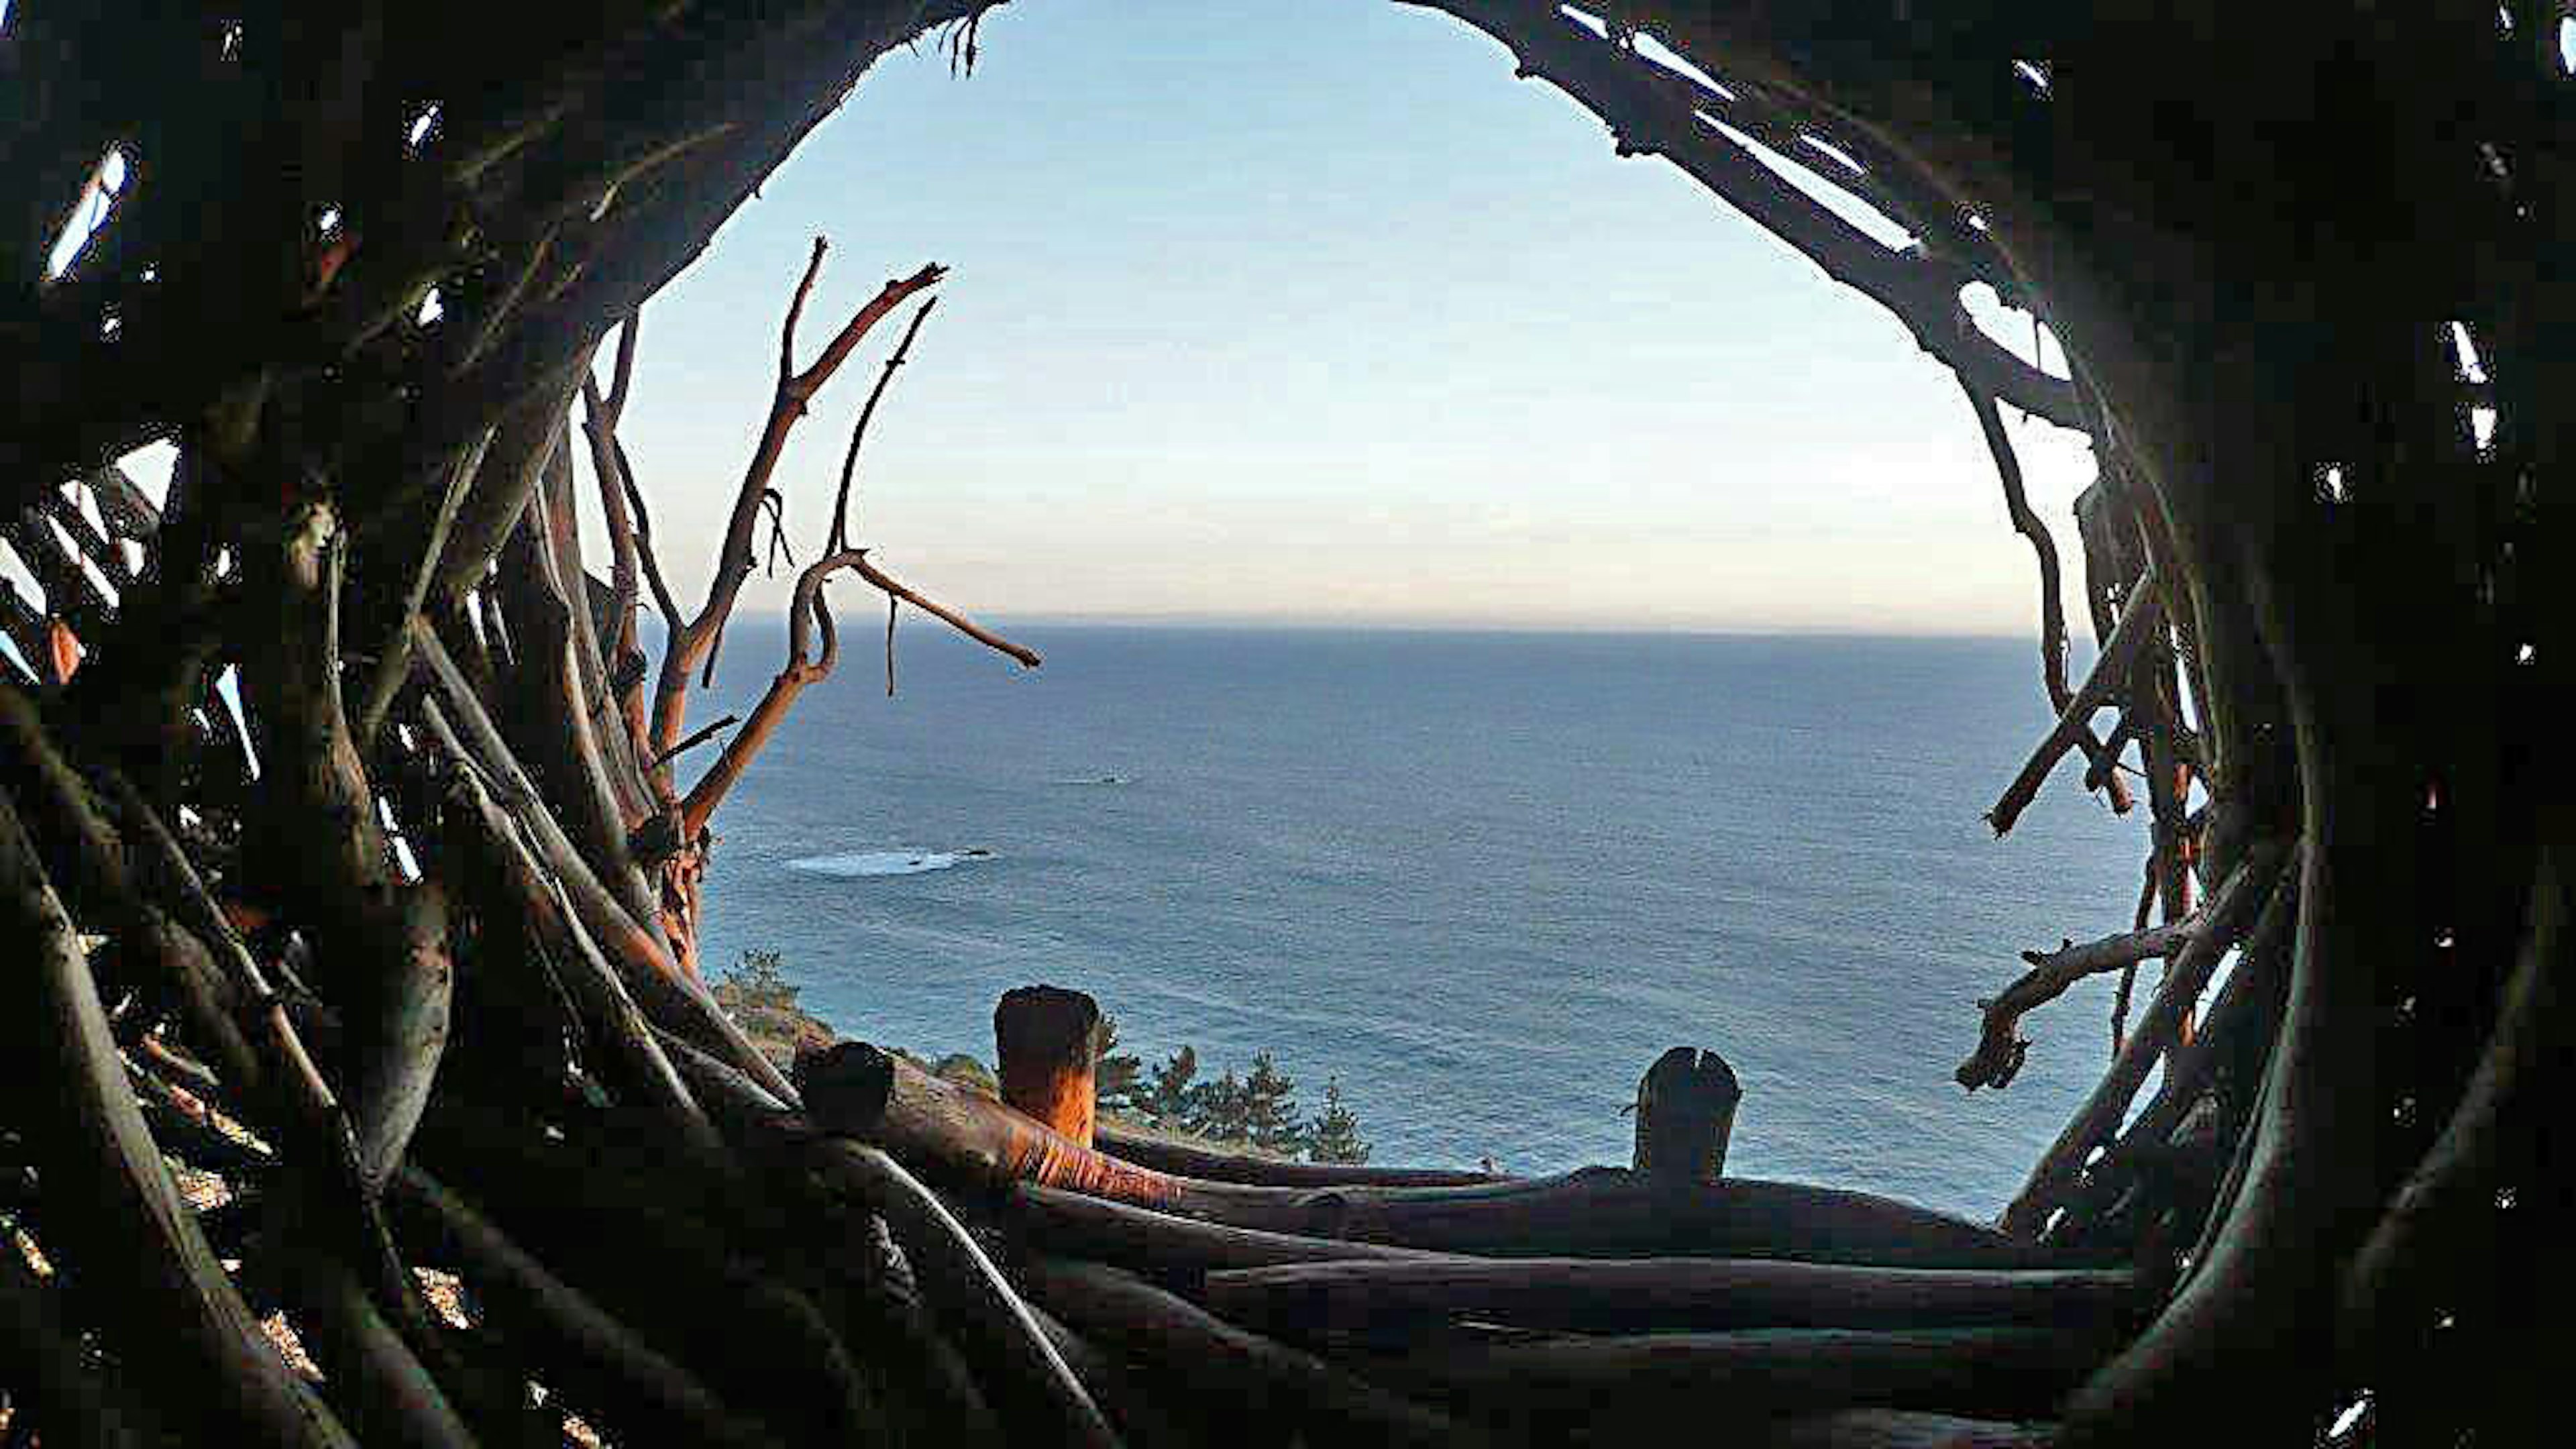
[648,242,945,758]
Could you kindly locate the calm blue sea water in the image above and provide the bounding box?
[689,622,2143,1220]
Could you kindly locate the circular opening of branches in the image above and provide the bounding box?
[0,5,2562,1449]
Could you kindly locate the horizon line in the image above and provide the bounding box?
[712,608,2053,642]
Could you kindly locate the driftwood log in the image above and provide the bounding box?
[1093,1124,1501,1189]
[801,1040,2045,1265]
[995,985,1102,1146]
[1019,1257,1464,1449]
[1202,1256,2141,1340]
[1375,1326,2117,1437]
[1632,1044,1742,1182]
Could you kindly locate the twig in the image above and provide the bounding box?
[358,427,496,739]
[649,246,943,758]
[1957,915,2201,1091]
[849,553,1040,667]
[1987,566,2163,836]
[2001,842,2294,1237]
[830,295,939,553]
[648,713,739,771]
[1962,378,2133,810]
[614,437,682,636]
[2111,850,2161,1051]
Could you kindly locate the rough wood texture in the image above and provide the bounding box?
[1020,1257,1464,1448]
[1379,1326,2116,1436]
[995,984,1103,1146]
[1632,1045,1742,1183]
[1093,1124,1501,1189]
[1203,1256,2141,1340]
[1012,1184,1452,1277]
[804,1040,2043,1267]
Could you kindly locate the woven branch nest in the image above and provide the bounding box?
[0,4,2561,1447]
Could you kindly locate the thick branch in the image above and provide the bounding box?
[1203,1256,2140,1340]
[1419,1,2082,429]
[0,788,353,1447]
[1021,1257,1460,1448]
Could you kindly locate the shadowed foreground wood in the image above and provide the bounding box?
[1380,1326,2114,1435]
[1013,1185,1452,1277]
[1759,1411,2053,1449]
[1203,1256,2141,1339]
[1020,1257,1464,1449]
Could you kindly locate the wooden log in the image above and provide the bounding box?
[1019,1257,1463,1448]
[1093,1124,1501,1189]
[1024,1301,1199,1449]
[796,1040,1195,1206]
[801,1042,2047,1266]
[802,1141,1121,1449]
[0,788,354,1449]
[1202,1256,2140,1340]
[1012,1185,1450,1277]
[386,1167,782,1449]
[0,1232,158,1449]
[994,985,1101,1146]
[1379,1326,2113,1435]
[1632,1045,1741,1183]
[1759,1410,2054,1448]
[649,1033,1116,1449]
[1128,1167,2053,1268]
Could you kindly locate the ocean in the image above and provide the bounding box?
[689,621,2145,1220]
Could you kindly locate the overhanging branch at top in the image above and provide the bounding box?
[1414,0,2083,431]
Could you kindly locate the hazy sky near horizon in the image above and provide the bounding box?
[597,0,2097,634]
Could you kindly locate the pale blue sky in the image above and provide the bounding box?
[596,0,2094,633]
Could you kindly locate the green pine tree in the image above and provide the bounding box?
[1141,1044,1199,1122]
[1305,1078,1371,1164]
[1240,1051,1305,1154]
[1190,1069,1249,1142]
[1093,1015,1143,1112]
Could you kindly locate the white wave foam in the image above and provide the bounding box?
[786,848,992,879]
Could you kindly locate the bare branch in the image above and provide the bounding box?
[649,253,945,758]
[2001,843,2294,1237]
[830,295,940,553]
[1957,916,2200,1091]
[849,553,1040,668]
[1960,378,2134,814]
[1988,567,2164,836]
[780,236,829,384]
[649,713,739,771]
